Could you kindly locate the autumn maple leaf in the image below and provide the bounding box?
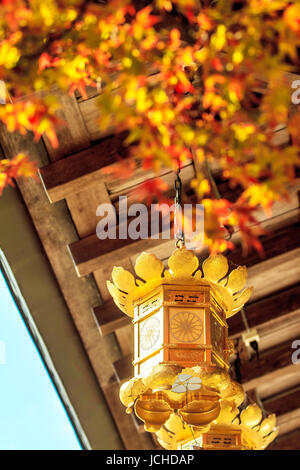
[38,53,60,74]
[129,179,169,206]
[0,153,37,195]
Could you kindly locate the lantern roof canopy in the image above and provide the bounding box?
[107,247,253,319]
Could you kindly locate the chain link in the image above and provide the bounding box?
[174,170,185,247]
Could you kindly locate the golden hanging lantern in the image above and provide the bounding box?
[107,246,278,450]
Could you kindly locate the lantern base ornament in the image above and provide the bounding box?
[120,363,244,433]
[108,247,278,450]
[156,404,278,450]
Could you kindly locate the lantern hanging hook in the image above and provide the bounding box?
[174,167,185,248]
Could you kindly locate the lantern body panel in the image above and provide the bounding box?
[133,283,229,375]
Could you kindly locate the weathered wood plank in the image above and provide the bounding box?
[93,257,135,357]
[113,354,133,384]
[69,236,171,277]
[66,181,112,238]
[68,205,174,277]
[228,223,300,268]
[40,152,194,206]
[269,428,300,450]
[256,308,300,352]
[41,99,145,444]
[77,79,293,145]
[67,178,299,279]
[39,132,128,203]
[243,363,300,400]
[43,92,90,161]
[277,408,300,437]
[248,248,300,302]
[109,162,194,201]
[69,217,300,297]
[239,338,298,384]
[228,284,300,337]
[263,386,300,417]
[93,300,131,336]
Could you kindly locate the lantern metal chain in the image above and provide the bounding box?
[174,169,185,248]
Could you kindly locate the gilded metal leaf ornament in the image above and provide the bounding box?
[240,404,262,427]
[232,287,254,313]
[258,414,277,436]
[168,248,199,277]
[202,254,229,282]
[215,401,240,425]
[111,266,136,293]
[107,247,252,318]
[134,252,164,281]
[225,266,248,294]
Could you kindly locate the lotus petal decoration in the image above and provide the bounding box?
[215,401,239,425]
[107,247,252,318]
[168,248,199,277]
[240,404,262,427]
[202,254,228,282]
[135,252,164,281]
[112,266,136,293]
[119,378,146,408]
[225,266,248,294]
[106,280,132,315]
[232,287,254,314]
[261,428,279,449]
[258,414,277,436]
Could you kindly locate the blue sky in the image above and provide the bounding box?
[0,270,81,450]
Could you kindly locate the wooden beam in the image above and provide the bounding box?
[39,132,128,203]
[66,182,299,280]
[109,162,194,201]
[113,354,133,383]
[243,363,300,400]
[256,308,300,352]
[277,408,300,437]
[68,231,171,277]
[263,386,300,417]
[269,428,300,450]
[42,92,90,161]
[228,284,300,337]
[229,307,300,355]
[228,222,300,268]
[77,74,296,145]
[248,247,300,302]
[93,300,131,336]
[239,337,299,384]
[38,123,298,207]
